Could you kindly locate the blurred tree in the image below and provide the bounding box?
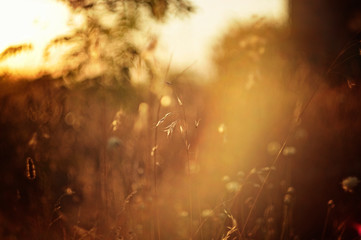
[52,0,194,85]
[0,0,194,86]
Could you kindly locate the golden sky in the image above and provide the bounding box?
[0,0,287,79]
[155,0,288,78]
[0,0,84,78]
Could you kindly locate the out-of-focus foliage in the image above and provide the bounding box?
[52,0,193,85]
[0,0,194,86]
[3,2,361,240]
[0,44,33,61]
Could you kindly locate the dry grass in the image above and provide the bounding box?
[1,19,361,240]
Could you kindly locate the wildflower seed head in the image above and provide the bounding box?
[28,132,38,148]
[164,120,177,137]
[287,186,295,195]
[284,193,293,205]
[327,199,335,209]
[26,157,36,180]
[249,168,257,175]
[195,119,201,128]
[107,137,121,149]
[267,141,281,155]
[156,112,171,127]
[65,187,74,195]
[201,209,214,218]
[225,181,240,193]
[151,146,158,156]
[177,96,183,106]
[342,176,360,193]
[222,175,231,182]
[283,146,296,156]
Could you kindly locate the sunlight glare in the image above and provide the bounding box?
[0,0,82,78]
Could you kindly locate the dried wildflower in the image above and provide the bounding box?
[195,119,201,128]
[249,168,257,175]
[177,96,183,106]
[201,209,214,218]
[111,120,120,131]
[347,79,357,89]
[284,193,293,205]
[259,166,276,174]
[28,132,38,148]
[225,181,240,193]
[65,187,74,195]
[107,137,121,149]
[179,125,184,133]
[327,199,335,209]
[26,157,36,180]
[111,109,123,131]
[284,187,295,205]
[222,210,238,240]
[283,146,296,156]
[151,145,158,156]
[286,187,295,195]
[164,121,177,137]
[342,176,360,193]
[155,112,171,127]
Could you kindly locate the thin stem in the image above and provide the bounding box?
[321,200,334,240]
[240,139,289,238]
[153,98,162,240]
[326,40,360,75]
[179,99,193,240]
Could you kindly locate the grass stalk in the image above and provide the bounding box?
[178,96,194,240]
[321,200,335,240]
[153,97,162,240]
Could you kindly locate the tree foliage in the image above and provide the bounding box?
[0,0,194,85]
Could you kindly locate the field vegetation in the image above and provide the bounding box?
[1,1,361,239]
